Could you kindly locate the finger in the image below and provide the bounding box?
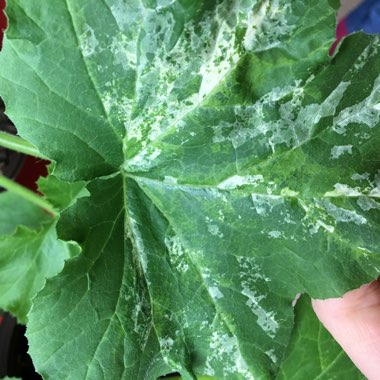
[312,280,380,380]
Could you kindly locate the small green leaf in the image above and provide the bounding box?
[0,222,79,323]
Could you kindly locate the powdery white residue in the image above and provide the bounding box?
[352,172,371,181]
[204,331,255,380]
[243,0,295,52]
[330,145,353,159]
[352,37,379,70]
[79,24,99,58]
[128,216,149,277]
[110,1,142,30]
[156,0,176,9]
[333,75,380,134]
[357,197,380,211]
[370,187,380,197]
[163,176,178,185]
[241,284,279,338]
[324,183,362,197]
[124,147,161,172]
[318,200,367,225]
[110,33,137,70]
[198,10,240,99]
[211,80,350,154]
[268,230,282,239]
[102,89,133,121]
[164,236,189,273]
[159,336,175,363]
[206,217,224,238]
[237,256,271,283]
[209,286,224,300]
[251,194,284,216]
[309,220,335,235]
[265,349,278,364]
[217,174,264,190]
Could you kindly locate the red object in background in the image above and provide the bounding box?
[0,1,49,192]
[330,19,349,55]
[0,0,6,49]
[16,157,49,193]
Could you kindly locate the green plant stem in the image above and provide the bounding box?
[0,131,48,159]
[0,176,57,217]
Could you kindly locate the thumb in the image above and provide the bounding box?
[312,280,380,380]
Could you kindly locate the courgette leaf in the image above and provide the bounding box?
[0,0,378,378]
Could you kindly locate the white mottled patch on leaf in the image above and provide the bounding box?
[241,283,278,338]
[124,148,161,171]
[206,217,224,238]
[79,24,99,58]
[205,331,255,380]
[330,145,353,159]
[324,183,362,197]
[163,176,178,185]
[318,200,367,225]
[217,175,264,190]
[268,230,282,239]
[333,75,380,134]
[309,220,335,235]
[209,286,224,300]
[244,0,295,52]
[164,236,189,273]
[251,194,284,216]
[357,197,380,211]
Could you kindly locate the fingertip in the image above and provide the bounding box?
[312,280,380,380]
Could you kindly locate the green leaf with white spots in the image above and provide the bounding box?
[0,0,379,379]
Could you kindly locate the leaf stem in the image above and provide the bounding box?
[0,176,57,217]
[0,131,48,159]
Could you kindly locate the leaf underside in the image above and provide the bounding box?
[0,0,379,379]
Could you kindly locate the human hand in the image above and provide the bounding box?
[313,280,380,380]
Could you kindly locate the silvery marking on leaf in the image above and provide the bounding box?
[211,80,350,153]
[250,194,284,216]
[268,230,282,239]
[125,3,241,151]
[164,236,189,273]
[208,286,224,300]
[124,147,161,171]
[333,75,380,135]
[317,200,367,225]
[205,217,224,238]
[243,0,294,52]
[128,215,149,276]
[79,24,99,58]
[241,282,279,338]
[204,331,255,380]
[163,176,178,185]
[324,183,363,197]
[357,197,380,211]
[217,174,264,190]
[309,220,335,235]
[265,349,278,364]
[330,145,353,159]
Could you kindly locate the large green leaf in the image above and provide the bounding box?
[0,0,379,379]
